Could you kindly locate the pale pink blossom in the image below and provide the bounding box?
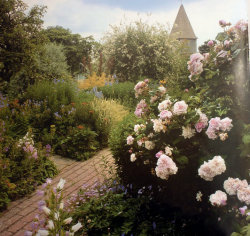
[220,118,233,132]
[237,186,250,205]
[134,81,148,98]
[223,177,248,195]
[158,100,172,111]
[209,190,227,206]
[158,86,167,94]
[173,101,188,115]
[187,53,204,79]
[126,135,134,145]
[151,119,166,133]
[134,99,148,117]
[155,154,178,180]
[155,151,164,158]
[239,206,247,215]
[134,124,145,134]
[207,40,214,46]
[198,156,226,181]
[159,110,172,120]
[195,110,208,133]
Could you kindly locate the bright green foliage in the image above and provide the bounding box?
[43,26,95,74]
[34,43,71,81]
[103,20,187,82]
[0,0,46,95]
[99,82,137,109]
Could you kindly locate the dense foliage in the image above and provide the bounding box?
[103,20,187,82]
[0,0,46,95]
[44,26,95,74]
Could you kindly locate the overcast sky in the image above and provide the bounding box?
[24,0,249,46]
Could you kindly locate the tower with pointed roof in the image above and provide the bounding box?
[170,4,197,54]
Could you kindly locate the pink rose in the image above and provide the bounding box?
[207,40,214,46]
[159,110,172,120]
[173,101,188,115]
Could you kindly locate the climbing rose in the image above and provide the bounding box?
[182,125,195,139]
[187,53,204,79]
[130,153,136,162]
[223,177,248,195]
[126,135,134,145]
[165,146,173,156]
[173,101,188,115]
[237,186,250,205]
[198,156,226,181]
[151,119,166,133]
[195,110,208,133]
[134,81,148,98]
[134,124,145,134]
[145,141,155,150]
[158,86,167,94]
[239,206,247,215]
[134,99,148,118]
[158,99,172,112]
[155,151,164,158]
[207,40,214,46]
[209,190,227,206]
[159,110,172,120]
[155,154,178,180]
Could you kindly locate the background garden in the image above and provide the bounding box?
[0,0,249,235]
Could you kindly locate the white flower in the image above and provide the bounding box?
[237,186,250,205]
[158,86,166,94]
[42,206,51,215]
[209,190,227,207]
[126,135,134,145]
[219,133,228,141]
[57,178,66,190]
[223,177,248,195]
[158,100,172,111]
[71,222,83,232]
[198,156,226,181]
[182,125,195,139]
[196,191,203,202]
[59,202,64,210]
[165,146,173,156]
[151,119,166,133]
[37,229,49,236]
[64,217,73,224]
[155,154,178,180]
[145,141,155,150]
[130,153,136,162]
[173,101,188,115]
[54,212,60,220]
[47,220,54,230]
[134,124,145,134]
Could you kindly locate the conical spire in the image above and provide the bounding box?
[170,4,197,39]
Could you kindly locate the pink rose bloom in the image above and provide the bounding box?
[209,190,227,206]
[134,108,143,117]
[209,117,221,130]
[220,117,233,132]
[195,122,206,133]
[207,40,214,46]
[184,88,189,92]
[173,101,188,115]
[239,206,247,215]
[126,135,134,145]
[159,110,172,120]
[155,151,164,158]
[219,20,227,27]
[206,128,217,140]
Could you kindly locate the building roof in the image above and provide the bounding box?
[170,4,197,39]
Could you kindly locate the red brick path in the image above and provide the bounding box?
[0,148,115,236]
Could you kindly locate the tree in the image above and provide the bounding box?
[102,20,187,82]
[43,26,95,74]
[34,42,71,80]
[0,0,46,95]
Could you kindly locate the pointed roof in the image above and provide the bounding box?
[170,4,197,39]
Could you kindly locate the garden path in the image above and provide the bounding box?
[0,148,115,236]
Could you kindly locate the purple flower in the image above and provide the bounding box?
[207,40,214,47]
[239,206,247,215]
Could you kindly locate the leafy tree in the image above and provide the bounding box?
[0,0,46,95]
[43,26,95,74]
[102,20,187,82]
[34,42,71,80]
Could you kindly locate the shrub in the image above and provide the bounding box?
[109,20,249,224]
[102,20,187,82]
[99,82,137,109]
[0,125,57,211]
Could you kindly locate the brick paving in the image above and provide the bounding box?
[0,148,115,236]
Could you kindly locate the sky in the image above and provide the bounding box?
[23,0,249,46]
